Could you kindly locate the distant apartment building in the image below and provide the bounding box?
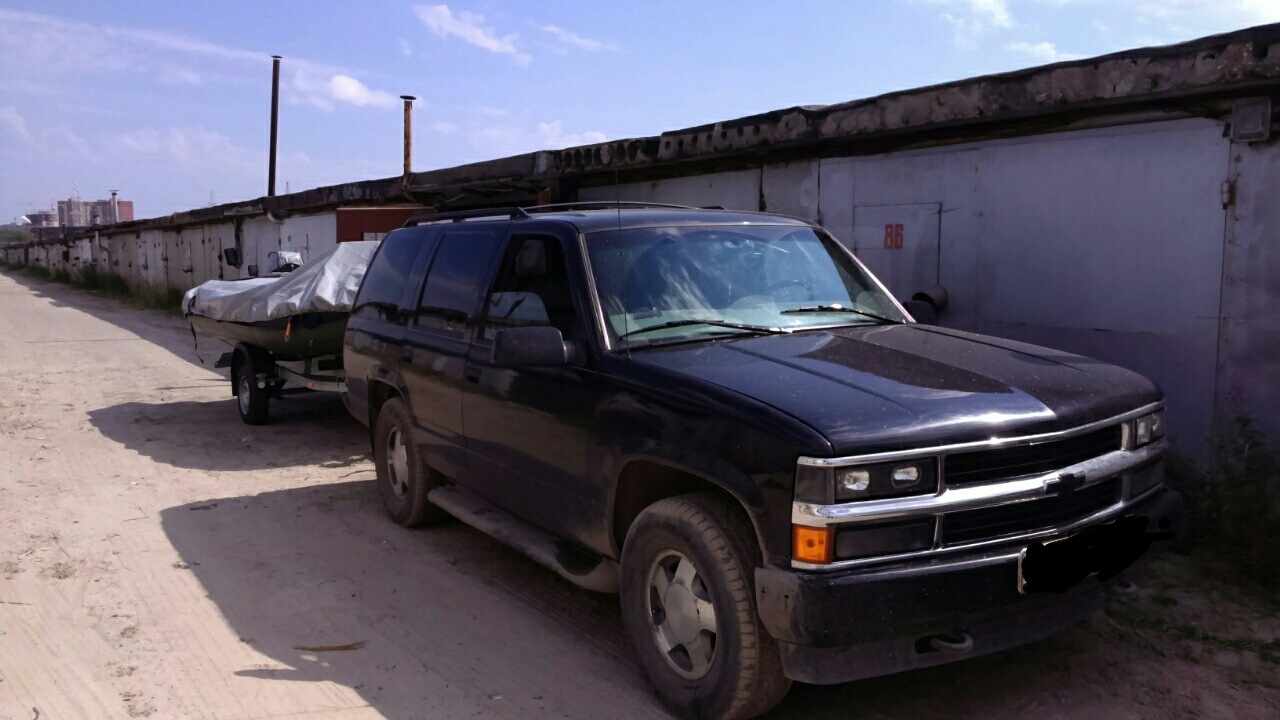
[57,194,134,227]
[24,209,58,227]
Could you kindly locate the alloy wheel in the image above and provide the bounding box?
[646,550,718,679]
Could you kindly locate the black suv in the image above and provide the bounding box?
[343,203,1181,720]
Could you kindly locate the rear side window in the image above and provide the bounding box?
[415,227,505,336]
[353,229,427,319]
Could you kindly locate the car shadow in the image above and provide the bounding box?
[162,480,1100,720]
[160,481,667,719]
[88,394,368,471]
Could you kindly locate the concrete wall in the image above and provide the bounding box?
[1218,135,1280,442]
[3,212,338,296]
[582,117,1279,456]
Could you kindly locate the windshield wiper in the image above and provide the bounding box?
[620,318,786,339]
[779,304,904,325]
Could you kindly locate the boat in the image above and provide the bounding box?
[183,241,379,360]
[186,311,350,360]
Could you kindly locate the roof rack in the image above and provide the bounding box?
[522,201,699,213]
[402,201,716,228]
[402,207,530,227]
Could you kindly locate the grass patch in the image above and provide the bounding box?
[132,288,186,314]
[1169,417,1280,606]
[20,263,51,280]
[1,261,185,315]
[78,264,132,297]
[1106,599,1280,664]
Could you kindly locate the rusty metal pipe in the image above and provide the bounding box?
[401,95,415,184]
[268,55,282,197]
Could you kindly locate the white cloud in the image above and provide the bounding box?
[1007,40,1083,62]
[476,106,511,117]
[919,0,1015,44]
[430,120,459,134]
[923,1,1280,48]
[116,127,258,178]
[536,121,607,147]
[329,74,397,108]
[1033,0,1280,24]
[0,106,96,164]
[0,106,33,145]
[1236,0,1280,22]
[470,120,607,158]
[0,8,396,110]
[159,66,203,87]
[286,66,398,111]
[1124,0,1280,23]
[540,25,613,52]
[414,4,531,65]
[398,38,413,57]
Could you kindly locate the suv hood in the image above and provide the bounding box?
[632,324,1160,455]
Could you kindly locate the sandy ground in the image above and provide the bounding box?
[0,269,1276,720]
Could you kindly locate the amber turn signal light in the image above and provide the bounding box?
[793,525,834,564]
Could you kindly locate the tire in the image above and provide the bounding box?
[620,493,791,720]
[372,398,449,527]
[234,353,270,425]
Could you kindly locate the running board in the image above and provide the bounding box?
[427,486,619,593]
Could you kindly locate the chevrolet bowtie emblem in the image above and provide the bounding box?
[1045,472,1087,495]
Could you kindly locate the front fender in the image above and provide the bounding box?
[593,378,824,567]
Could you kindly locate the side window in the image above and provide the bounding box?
[352,229,427,320]
[481,235,577,343]
[414,227,505,336]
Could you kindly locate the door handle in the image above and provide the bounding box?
[401,348,413,364]
[465,368,481,384]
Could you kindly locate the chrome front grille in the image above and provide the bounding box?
[940,477,1122,545]
[943,425,1123,486]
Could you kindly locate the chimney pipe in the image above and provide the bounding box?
[268,55,282,197]
[400,95,415,184]
[110,190,119,224]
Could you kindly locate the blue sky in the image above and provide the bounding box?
[2,1,1278,222]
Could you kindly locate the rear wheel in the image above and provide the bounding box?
[234,353,270,425]
[373,398,448,527]
[620,493,791,720]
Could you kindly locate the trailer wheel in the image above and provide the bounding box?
[234,352,270,425]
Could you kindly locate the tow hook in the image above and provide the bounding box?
[1110,579,1139,599]
[919,631,974,654]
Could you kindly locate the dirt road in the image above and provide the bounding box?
[1,270,1276,720]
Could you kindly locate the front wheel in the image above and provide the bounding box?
[620,493,791,720]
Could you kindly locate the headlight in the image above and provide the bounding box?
[795,459,939,504]
[1131,410,1166,449]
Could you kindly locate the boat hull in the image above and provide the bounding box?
[188,312,348,360]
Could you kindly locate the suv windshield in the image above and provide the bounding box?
[585,224,907,347]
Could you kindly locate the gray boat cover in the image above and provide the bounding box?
[182,241,380,322]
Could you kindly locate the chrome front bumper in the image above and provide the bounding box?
[791,403,1168,570]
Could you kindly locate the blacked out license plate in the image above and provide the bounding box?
[1017,515,1162,594]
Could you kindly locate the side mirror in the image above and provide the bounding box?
[491,327,575,366]
[903,299,938,325]
[904,284,948,325]
[911,285,949,313]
